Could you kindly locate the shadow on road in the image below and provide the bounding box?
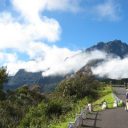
[81,111,102,128]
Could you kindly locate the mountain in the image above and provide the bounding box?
[5,40,128,91]
[86,40,128,58]
[4,69,64,92]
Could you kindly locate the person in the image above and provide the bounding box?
[125,100,128,111]
[126,90,128,100]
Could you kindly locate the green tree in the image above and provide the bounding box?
[58,72,100,100]
[0,66,8,90]
[0,66,8,100]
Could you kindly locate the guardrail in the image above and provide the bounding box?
[68,106,89,128]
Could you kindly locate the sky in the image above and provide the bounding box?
[0,0,128,76]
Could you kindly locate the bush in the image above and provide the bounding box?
[0,66,8,90]
[45,101,63,118]
[0,90,6,100]
[18,102,47,128]
[58,73,100,100]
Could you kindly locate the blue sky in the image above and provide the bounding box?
[0,0,128,75]
[44,0,128,49]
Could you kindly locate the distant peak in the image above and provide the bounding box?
[86,40,128,58]
[107,40,126,45]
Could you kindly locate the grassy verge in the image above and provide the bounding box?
[93,93,115,111]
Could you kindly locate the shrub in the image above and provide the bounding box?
[58,73,100,100]
[45,101,63,118]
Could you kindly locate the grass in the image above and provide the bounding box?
[97,85,113,96]
[50,86,113,128]
[93,85,115,111]
[93,93,115,111]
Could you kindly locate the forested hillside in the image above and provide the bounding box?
[4,69,64,92]
[0,66,112,128]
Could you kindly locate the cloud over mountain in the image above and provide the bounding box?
[89,40,128,79]
[0,0,125,80]
[92,57,128,79]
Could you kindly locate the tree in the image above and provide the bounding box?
[0,66,8,90]
[58,72,100,100]
[0,66,8,100]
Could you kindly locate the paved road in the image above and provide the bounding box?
[113,87,126,101]
[81,87,128,128]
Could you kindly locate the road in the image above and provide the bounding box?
[81,87,128,128]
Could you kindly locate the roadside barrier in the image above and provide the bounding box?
[68,106,89,128]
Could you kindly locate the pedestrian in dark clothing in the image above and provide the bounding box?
[126,91,128,99]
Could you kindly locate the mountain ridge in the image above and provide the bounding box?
[4,69,64,92]
[86,40,128,58]
[5,40,128,91]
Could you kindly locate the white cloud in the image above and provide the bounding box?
[93,0,121,21]
[0,0,83,51]
[0,0,83,76]
[12,0,81,23]
[5,43,79,75]
[4,47,106,76]
[42,50,106,76]
[0,52,17,64]
[43,0,82,13]
[0,0,124,79]
[0,12,61,51]
[3,38,128,80]
[92,57,128,79]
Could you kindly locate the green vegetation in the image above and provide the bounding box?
[0,66,8,101]
[50,97,88,128]
[17,71,112,128]
[0,85,45,128]
[0,66,8,89]
[93,93,114,111]
[50,86,113,128]
[0,66,114,128]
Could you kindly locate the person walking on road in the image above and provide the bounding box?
[126,90,128,99]
[125,100,128,111]
[125,90,128,111]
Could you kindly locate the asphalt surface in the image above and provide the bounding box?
[81,87,128,128]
